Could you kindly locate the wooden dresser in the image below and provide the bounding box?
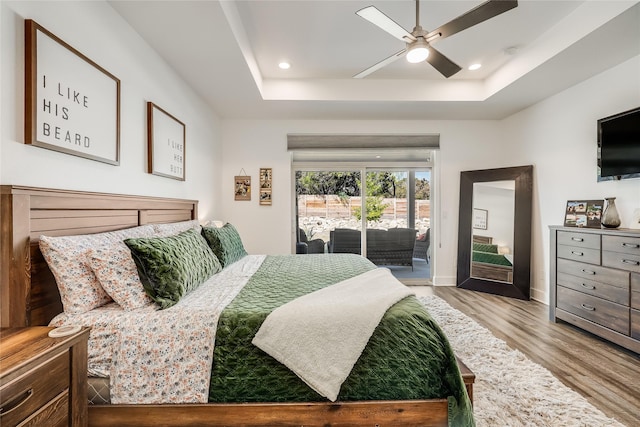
[550,226,640,353]
[0,327,90,427]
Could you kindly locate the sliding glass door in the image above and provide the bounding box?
[295,168,431,280]
[295,170,361,254]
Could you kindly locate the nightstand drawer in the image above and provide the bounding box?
[557,286,630,335]
[0,352,69,427]
[557,244,600,265]
[18,390,69,427]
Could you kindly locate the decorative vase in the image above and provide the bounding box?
[602,197,621,228]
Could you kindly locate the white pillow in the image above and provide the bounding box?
[39,225,155,314]
[88,244,154,311]
[153,219,201,237]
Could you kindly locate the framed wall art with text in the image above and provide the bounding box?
[147,102,186,181]
[24,19,120,165]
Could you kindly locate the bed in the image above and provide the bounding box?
[471,236,513,283]
[1,185,475,427]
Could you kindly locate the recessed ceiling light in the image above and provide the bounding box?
[468,63,482,71]
[278,62,291,70]
[375,155,381,159]
[504,46,519,56]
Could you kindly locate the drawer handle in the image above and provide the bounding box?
[581,269,596,275]
[580,283,596,290]
[571,237,584,242]
[622,259,640,266]
[571,251,584,256]
[581,303,596,311]
[622,243,640,248]
[0,388,33,417]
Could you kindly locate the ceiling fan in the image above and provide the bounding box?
[354,0,518,78]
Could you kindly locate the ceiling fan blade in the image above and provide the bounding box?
[356,6,416,43]
[426,46,462,78]
[353,49,407,79]
[426,0,518,42]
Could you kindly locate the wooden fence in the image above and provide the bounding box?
[297,195,430,220]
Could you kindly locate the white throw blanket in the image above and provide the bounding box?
[252,267,414,401]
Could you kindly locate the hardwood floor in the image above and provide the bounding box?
[414,286,640,426]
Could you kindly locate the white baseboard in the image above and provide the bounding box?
[433,276,456,286]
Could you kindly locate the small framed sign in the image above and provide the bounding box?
[147,102,186,181]
[234,176,251,201]
[25,19,120,165]
[472,208,488,230]
[564,200,603,228]
[259,167,272,206]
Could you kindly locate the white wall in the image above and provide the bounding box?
[503,55,640,302]
[0,1,222,221]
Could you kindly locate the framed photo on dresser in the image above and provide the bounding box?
[563,200,603,228]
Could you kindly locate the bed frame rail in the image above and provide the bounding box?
[88,400,449,427]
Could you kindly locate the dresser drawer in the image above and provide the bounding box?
[602,250,640,274]
[557,272,629,305]
[632,273,640,310]
[556,258,629,288]
[632,309,640,340]
[557,286,630,335]
[557,244,600,265]
[557,231,601,250]
[0,352,69,427]
[603,235,640,256]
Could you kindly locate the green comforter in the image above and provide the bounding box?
[210,254,474,426]
[473,250,512,266]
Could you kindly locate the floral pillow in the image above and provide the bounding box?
[39,224,155,314]
[153,219,201,237]
[87,244,154,311]
[125,228,222,309]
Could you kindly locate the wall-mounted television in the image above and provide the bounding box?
[597,106,640,182]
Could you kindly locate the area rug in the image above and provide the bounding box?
[419,295,626,427]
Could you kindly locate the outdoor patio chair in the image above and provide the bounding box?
[413,228,430,263]
[297,228,325,254]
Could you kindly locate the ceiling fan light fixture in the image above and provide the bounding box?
[406,39,429,63]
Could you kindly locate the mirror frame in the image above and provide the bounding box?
[456,165,533,300]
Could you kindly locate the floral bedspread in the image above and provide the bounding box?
[49,255,266,404]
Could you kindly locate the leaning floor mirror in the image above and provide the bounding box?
[456,165,533,300]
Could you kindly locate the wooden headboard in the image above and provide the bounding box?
[472,235,493,244]
[0,185,198,328]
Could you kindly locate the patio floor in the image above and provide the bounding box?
[382,258,431,285]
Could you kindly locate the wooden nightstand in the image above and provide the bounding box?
[0,327,90,427]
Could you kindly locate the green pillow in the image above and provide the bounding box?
[124,228,222,309]
[473,242,499,253]
[201,223,247,268]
